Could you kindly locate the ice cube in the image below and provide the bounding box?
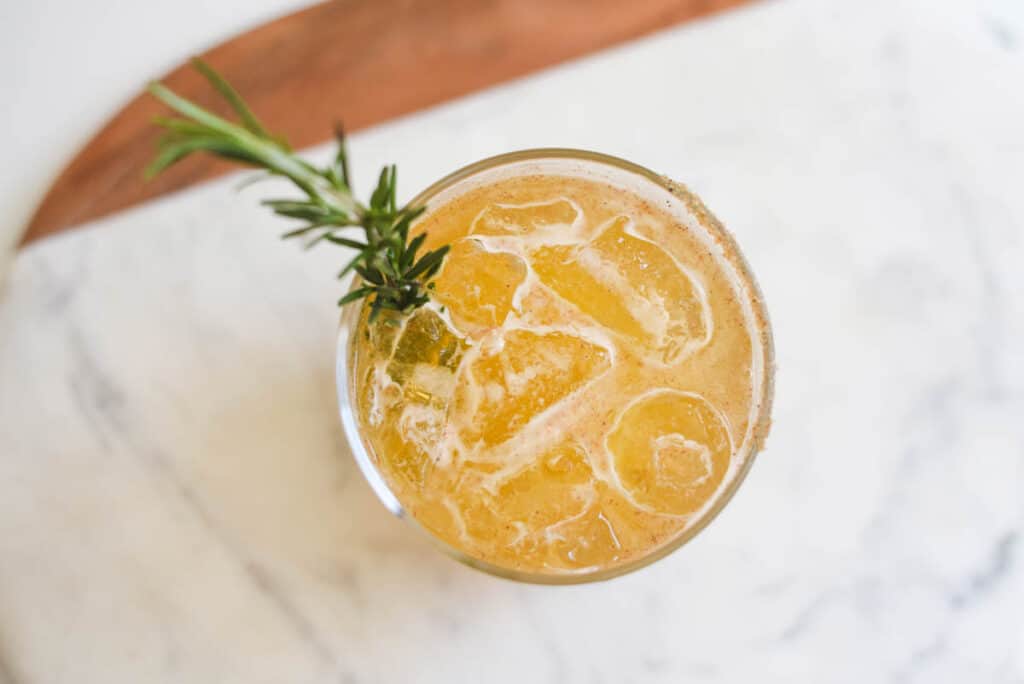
[548,507,623,569]
[494,441,595,529]
[452,329,611,447]
[371,308,468,489]
[470,198,580,238]
[531,215,710,364]
[431,238,527,335]
[606,390,731,515]
[388,307,468,385]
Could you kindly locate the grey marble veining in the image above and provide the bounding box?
[1,0,1023,682]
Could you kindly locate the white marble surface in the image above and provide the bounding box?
[2,0,1024,682]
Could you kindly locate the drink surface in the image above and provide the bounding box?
[352,172,768,576]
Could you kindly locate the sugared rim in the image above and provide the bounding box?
[335,148,775,584]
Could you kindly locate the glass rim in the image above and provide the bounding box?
[335,148,775,585]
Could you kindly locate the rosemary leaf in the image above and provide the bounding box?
[146,61,448,318]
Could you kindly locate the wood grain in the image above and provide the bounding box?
[21,0,749,246]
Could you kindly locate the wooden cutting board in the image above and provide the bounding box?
[21,0,749,246]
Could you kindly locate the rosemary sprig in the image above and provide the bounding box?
[146,59,448,320]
